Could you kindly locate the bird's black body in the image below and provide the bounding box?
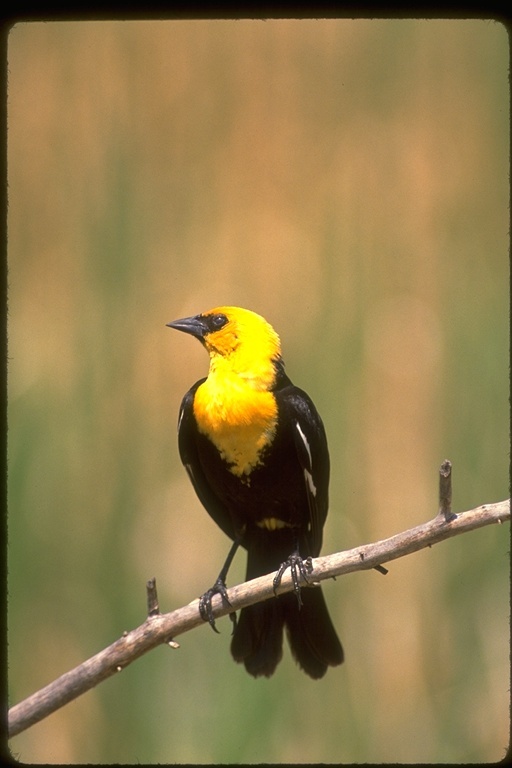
[179,364,327,550]
[169,307,343,678]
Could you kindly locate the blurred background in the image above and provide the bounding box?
[7,19,509,763]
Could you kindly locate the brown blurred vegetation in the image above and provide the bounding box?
[7,19,509,763]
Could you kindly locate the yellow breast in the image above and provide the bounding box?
[193,372,278,477]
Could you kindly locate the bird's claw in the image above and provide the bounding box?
[199,578,237,633]
[273,553,313,608]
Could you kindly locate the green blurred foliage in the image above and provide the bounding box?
[7,19,509,763]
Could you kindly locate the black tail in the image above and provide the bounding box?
[230,534,344,678]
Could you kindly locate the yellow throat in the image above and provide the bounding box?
[193,307,281,477]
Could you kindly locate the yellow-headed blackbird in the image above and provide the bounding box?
[167,306,343,678]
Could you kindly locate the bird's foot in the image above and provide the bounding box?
[199,578,237,633]
[273,553,313,608]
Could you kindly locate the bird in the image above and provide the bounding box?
[167,306,344,678]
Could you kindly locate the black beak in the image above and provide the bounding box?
[166,314,208,340]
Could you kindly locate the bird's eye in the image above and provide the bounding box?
[209,313,228,331]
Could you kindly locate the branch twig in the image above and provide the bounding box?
[438,459,455,522]
[8,496,509,739]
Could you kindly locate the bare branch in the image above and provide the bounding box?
[438,459,454,521]
[8,497,509,739]
[146,577,160,617]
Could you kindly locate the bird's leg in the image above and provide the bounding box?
[199,539,239,633]
[273,548,313,608]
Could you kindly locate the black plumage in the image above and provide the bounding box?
[168,307,344,678]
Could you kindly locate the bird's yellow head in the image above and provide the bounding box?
[167,306,282,390]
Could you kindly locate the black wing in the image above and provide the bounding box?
[275,383,330,556]
[177,379,237,542]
